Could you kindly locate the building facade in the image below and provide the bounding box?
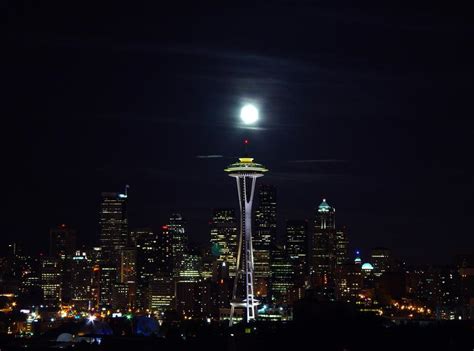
[210,209,238,277]
[99,190,128,264]
[309,199,348,300]
[253,184,277,299]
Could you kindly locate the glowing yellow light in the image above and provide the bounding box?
[239,157,254,163]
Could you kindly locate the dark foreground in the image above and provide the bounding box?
[1,316,474,351]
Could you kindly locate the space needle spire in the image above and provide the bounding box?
[225,140,268,325]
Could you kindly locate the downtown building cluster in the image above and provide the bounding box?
[2,186,474,335]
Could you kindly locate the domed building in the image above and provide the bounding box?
[361,262,374,271]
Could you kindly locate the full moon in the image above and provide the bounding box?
[240,104,259,124]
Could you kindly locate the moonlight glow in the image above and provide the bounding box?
[240,104,259,124]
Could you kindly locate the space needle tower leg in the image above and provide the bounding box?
[244,176,257,321]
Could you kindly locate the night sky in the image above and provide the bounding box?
[5,2,474,263]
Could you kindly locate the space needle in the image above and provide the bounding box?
[225,104,268,325]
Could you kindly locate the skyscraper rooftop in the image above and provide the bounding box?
[318,198,333,212]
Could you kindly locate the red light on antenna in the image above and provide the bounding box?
[244,139,249,145]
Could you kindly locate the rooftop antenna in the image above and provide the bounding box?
[125,184,130,197]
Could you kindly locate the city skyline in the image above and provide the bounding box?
[0,181,470,266]
[3,182,472,324]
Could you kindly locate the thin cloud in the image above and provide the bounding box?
[234,125,268,131]
[196,155,224,159]
[289,159,348,163]
[267,171,348,184]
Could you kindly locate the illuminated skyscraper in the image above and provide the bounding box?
[178,253,202,282]
[158,225,173,276]
[210,209,238,276]
[286,220,308,277]
[224,155,268,325]
[99,266,116,308]
[310,199,336,278]
[133,228,158,308]
[309,199,348,299]
[49,224,77,303]
[335,228,349,266]
[335,263,363,302]
[119,247,137,309]
[254,185,277,248]
[253,184,276,299]
[270,245,294,304]
[40,257,62,307]
[120,247,136,284]
[89,247,102,309]
[99,188,129,264]
[70,250,93,310]
[370,247,392,277]
[149,275,174,312]
[166,213,188,278]
[98,188,129,308]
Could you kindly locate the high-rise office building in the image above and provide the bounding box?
[149,275,174,312]
[335,263,363,302]
[309,199,349,299]
[158,225,173,276]
[99,188,128,308]
[286,220,308,277]
[111,283,130,310]
[167,213,188,278]
[210,209,238,277]
[310,199,336,277]
[119,247,137,309]
[99,189,129,264]
[178,253,202,282]
[49,224,77,304]
[40,257,62,307]
[89,247,102,309]
[335,228,349,267]
[120,247,136,284]
[254,187,276,265]
[370,247,392,277]
[254,185,277,249]
[133,228,158,309]
[70,250,93,310]
[270,245,294,304]
[253,184,276,299]
[99,266,116,308]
